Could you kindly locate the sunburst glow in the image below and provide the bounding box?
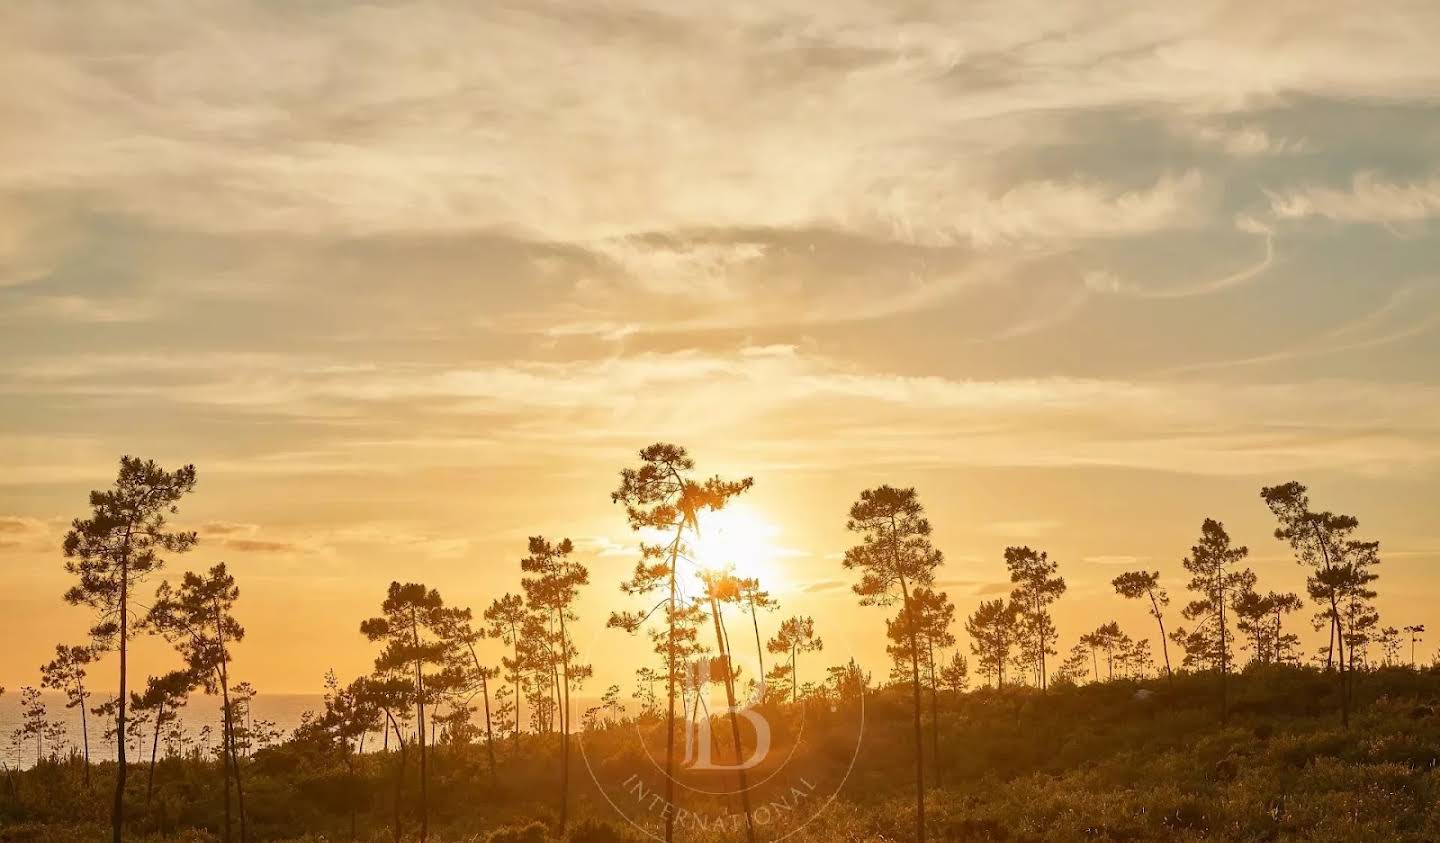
[690,502,790,588]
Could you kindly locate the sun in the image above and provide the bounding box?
[690,502,789,587]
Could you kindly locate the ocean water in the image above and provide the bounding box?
[0,690,609,770]
[0,690,321,770]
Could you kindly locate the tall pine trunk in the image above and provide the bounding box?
[709,593,757,843]
[79,688,91,788]
[558,611,572,833]
[899,576,926,843]
[925,636,941,786]
[411,617,430,843]
[465,642,499,785]
[749,604,766,696]
[146,700,164,804]
[663,535,680,843]
[1152,590,1174,681]
[113,565,128,843]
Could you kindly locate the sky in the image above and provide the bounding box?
[1,1,1438,696]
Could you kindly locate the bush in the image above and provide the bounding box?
[487,820,550,843]
[567,818,628,843]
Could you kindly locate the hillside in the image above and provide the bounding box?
[4,666,1439,842]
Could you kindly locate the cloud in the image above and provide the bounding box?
[0,515,57,552]
[1192,124,1309,158]
[1083,555,1151,567]
[1156,283,1440,375]
[586,536,638,558]
[800,580,849,594]
[0,293,159,324]
[0,516,43,534]
[7,2,1433,249]
[981,520,1062,538]
[1269,172,1440,224]
[960,171,1209,247]
[223,538,298,554]
[201,520,259,536]
[6,344,1440,480]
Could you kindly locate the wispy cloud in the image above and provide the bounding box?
[1083,555,1152,567]
[1270,172,1440,224]
[981,520,1063,538]
[10,344,1437,482]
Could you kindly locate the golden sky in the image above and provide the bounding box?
[2,1,1439,694]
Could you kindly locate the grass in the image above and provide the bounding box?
[5,665,1440,841]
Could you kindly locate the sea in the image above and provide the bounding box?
[0,690,321,770]
[0,690,609,771]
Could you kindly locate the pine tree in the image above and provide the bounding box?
[940,651,970,693]
[483,593,528,751]
[967,599,1021,687]
[1006,547,1066,691]
[18,687,47,767]
[148,562,249,842]
[1112,571,1174,680]
[767,615,824,704]
[62,456,197,843]
[519,535,589,833]
[40,644,99,786]
[434,607,499,783]
[736,577,777,695]
[320,672,384,841]
[1180,519,1251,723]
[360,582,452,843]
[885,588,953,785]
[844,485,944,843]
[608,443,751,843]
[132,670,193,804]
[1262,481,1381,727]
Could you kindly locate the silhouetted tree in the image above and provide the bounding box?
[520,535,589,832]
[609,443,752,843]
[826,658,871,701]
[1088,622,1126,680]
[968,599,1021,686]
[736,577,777,691]
[360,582,451,843]
[1055,644,1089,686]
[62,456,197,843]
[767,615,824,704]
[1233,586,1303,665]
[483,593,527,750]
[321,671,384,840]
[40,643,98,785]
[1378,627,1402,667]
[1180,519,1250,723]
[18,687,47,766]
[1112,571,1174,681]
[1405,624,1426,666]
[845,485,943,843]
[148,562,249,842]
[356,675,415,843]
[1262,481,1380,728]
[1341,567,1380,669]
[699,568,757,843]
[1006,547,1066,691]
[940,651,969,693]
[132,670,192,804]
[887,588,952,785]
[434,608,499,783]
